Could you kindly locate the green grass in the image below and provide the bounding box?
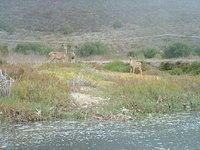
[104,61,130,72]
[109,79,197,112]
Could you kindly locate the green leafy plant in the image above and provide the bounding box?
[0,44,9,55]
[143,47,160,58]
[127,47,160,59]
[14,43,53,55]
[164,42,190,58]
[77,41,108,57]
[194,47,200,56]
[62,26,73,35]
[167,62,200,75]
[127,51,136,57]
[112,19,123,29]
[0,20,15,34]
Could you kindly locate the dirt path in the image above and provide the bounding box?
[70,85,107,108]
[70,92,105,108]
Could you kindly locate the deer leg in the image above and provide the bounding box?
[133,67,136,74]
[49,57,54,62]
[72,57,75,63]
[139,67,142,75]
[130,67,132,73]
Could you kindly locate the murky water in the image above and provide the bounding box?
[0,112,200,150]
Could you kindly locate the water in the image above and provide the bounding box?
[0,112,200,150]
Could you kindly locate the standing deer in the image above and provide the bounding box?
[129,57,142,75]
[65,45,77,63]
[49,44,77,63]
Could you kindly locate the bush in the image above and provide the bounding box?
[0,58,7,64]
[143,47,160,58]
[0,20,15,34]
[0,44,9,55]
[193,47,200,56]
[77,41,108,57]
[183,62,200,75]
[127,47,160,59]
[154,53,163,59]
[167,68,183,75]
[112,19,123,29]
[167,62,200,75]
[104,61,130,72]
[62,26,73,35]
[164,42,190,58]
[127,51,136,57]
[14,43,53,55]
[127,49,144,58]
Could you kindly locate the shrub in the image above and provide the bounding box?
[0,20,15,34]
[62,26,73,35]
[0,44,9,55]
[127,51,136,57]
[164,42,190,58]
[127,47,160,59]
[112,19,123,29]
[167,68,183,75]
[154,53,163,59]
[14,43,53,55]
[0,58,6,64]
[127,49,144,58]
[183,62,200,75]
[104,61,130,72]
[166,62,200,75]
[143,47,160,58]
[77,41,108,57]
[194,47,200,56]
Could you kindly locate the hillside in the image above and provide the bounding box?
[0,0,200,34]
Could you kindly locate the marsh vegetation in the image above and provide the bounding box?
[0,56,200,123]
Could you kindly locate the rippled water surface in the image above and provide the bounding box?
[0,112,200,150]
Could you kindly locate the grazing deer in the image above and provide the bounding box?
[49,44,77,63]
[129,57,142,75]
[49,51,66,62]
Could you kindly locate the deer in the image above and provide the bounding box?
[49,44,77,63]
[65,45,77,63]
[129,57,142,75]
